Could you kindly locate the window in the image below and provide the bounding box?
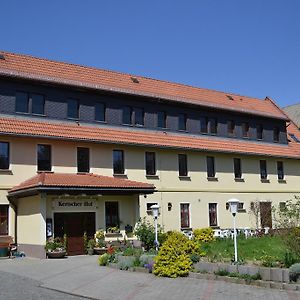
[68,99,79,119]
[180,203,190,228]
[178,114,187,131]
[122,106,132,125]
[105,202,119,229]
[227,120,235,136]
[226,202,244,211]
[233,158,242,179]
[279,202,286,211]
[0,142,9,170]
[273,127,280,142]
[146,202,158,213]
[209,118,218,134]
[113,150,124,174]
[209,203,218,226]
[31,94,45,115]
[200,117,208,133]
[145,152,156,176]
[277,161,284,180]
[95,102,106,122]
[238,202,245,211]
[178,154,188,177]
[242,122,249,138]
[16,92,45,115]
[157,111,166,128]
[260,160,268,180]
[16,92,29,113]
[0,205,8,235]
[37,144,51,171]
[77,147,89,173]
[206,156,215,178]
[257,124,263,140]
[134,108,144,126]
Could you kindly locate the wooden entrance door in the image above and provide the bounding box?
[260,202,272,228]
[54,212,95,255]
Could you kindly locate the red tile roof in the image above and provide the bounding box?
[0,51,287,120]
[9,172,155,194]
[1,116,300,159]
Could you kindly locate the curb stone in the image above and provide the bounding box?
[106,265,300,292]
[189,272,300,292]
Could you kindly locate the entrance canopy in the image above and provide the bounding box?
[8,172,155,198]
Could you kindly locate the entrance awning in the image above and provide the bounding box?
[8,172,155,198]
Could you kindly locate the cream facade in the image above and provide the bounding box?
[1,51,299,258]
[1,136,300,257]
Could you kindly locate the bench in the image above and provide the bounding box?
[0,236,17,258]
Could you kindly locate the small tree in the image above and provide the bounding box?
[249,200,261,229]
[273,196,300,262]
[134,217,165,250]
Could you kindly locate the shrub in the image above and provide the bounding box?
[139,254,156,266]
[260,255,279,267]
[153,231,201,278]
[134,217,165,250]
[193,228,214,243]
[214,269,229,276]
[87,239,96,249]
[123,247,142,257]
[282,251,298,268]
[190,253,200,263]
[45,237,64,252]
[98,253,110,266]
[290,263,300,282]
[285,227,300,260]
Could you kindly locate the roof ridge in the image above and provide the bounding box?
[0,50,264,102]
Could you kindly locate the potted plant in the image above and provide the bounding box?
[94,229,107,255]
[87,239,96,255]
[106,226,122,238]
[45,237,66,258]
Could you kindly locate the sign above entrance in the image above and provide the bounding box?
[53,199,97,211]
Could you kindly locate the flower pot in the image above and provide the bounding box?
[46,251,66,258]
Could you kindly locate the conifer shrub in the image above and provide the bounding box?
[289,263,300,282]
[153,231,202,278]
[193,228,214,243]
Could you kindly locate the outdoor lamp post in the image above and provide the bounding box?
[151,204,160,251]
[227,198,239,263]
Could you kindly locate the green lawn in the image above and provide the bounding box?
[201,236,286,264]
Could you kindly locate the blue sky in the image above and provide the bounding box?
[1,1,300,107]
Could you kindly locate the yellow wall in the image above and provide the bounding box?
[1,136,300,235]
[46,194,138,234]
[17,194,46,245]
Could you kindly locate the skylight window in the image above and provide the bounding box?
[227,95,234,101]
[0,54,5,60]
[130,76,139,83]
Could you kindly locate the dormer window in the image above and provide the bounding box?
[242,122,249,138]
[273,127,280,142]
[178,114,187,131]
[227,120,235,136]
[257,124,263,140]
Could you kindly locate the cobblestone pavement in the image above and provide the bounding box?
[0,256,299,300]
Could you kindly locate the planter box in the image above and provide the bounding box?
[94,247,107,255]
[194,261,289,283]
[105,233,122,238]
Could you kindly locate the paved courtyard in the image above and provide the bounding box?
[0,256,299,300]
